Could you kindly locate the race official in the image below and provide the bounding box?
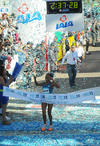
[62,45,79,87]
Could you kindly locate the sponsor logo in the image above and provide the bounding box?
[17,3,42,24]
[56,15,73,30]
[18,3,29,15]
[0,8,9,13]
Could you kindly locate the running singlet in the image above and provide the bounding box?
[0,84,9,104]
[0,84,3,96]
[0,77,9,104]
[42,84,53,94]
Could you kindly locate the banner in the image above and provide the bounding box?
[46,14,84,32]
[3,87,95,104]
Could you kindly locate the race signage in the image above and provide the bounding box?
[3,86,95,105]
[45,0,84,32]
[46,0,82,14]
[0,7,9,13]
[46,13,84,32]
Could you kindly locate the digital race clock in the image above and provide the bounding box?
[47,0,82,14]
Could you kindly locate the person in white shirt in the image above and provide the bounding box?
[61,45,79,87]
[1,13,8,28]
[75,42,85,62]
[75,42,85,72]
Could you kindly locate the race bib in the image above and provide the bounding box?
[42,87,49,94]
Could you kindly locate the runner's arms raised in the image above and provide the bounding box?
[34,76,45,86]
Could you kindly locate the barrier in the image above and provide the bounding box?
[3,87,95,104]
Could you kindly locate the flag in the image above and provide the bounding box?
[12,62,23,80]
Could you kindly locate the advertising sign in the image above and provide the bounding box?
[46,0,84,32]
[0,7,9,13]
[3,86,95,105]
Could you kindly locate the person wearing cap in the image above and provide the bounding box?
[61,44,79,87]
[34,72,60,131]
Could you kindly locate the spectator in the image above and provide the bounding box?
[85,29,91,55]
[75,42,85,62]
[74,32,78,42]
[0,66,14,125]
[1,13,8,28]
[0,59,13,119]
[75,42,85,72]
[79,32,84,45]
[65,36,70,52]
[91,23,96,46]
[48,43,58,72]
[95,20,99,42]
[77,31,80,41]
